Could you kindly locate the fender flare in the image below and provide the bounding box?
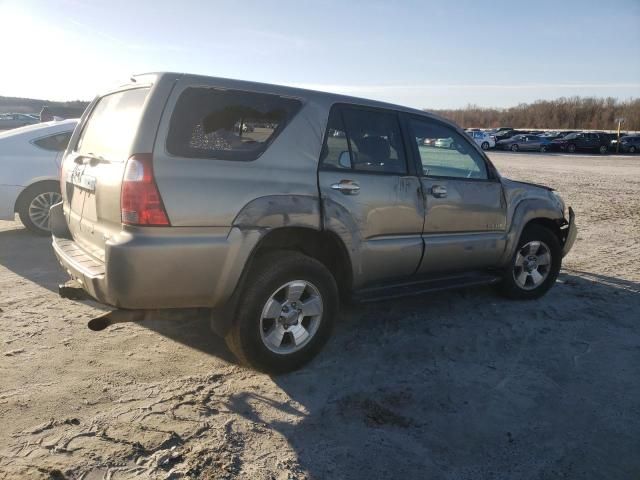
[499,198,563,266]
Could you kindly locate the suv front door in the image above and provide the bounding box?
[404,115,507,274]
[318,105,424,288]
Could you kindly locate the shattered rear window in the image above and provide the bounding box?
[166,87,302,161]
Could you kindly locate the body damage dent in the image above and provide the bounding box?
[232,195,321,231]
[499,198,563,266]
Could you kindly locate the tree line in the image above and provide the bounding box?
[428,97,640,131]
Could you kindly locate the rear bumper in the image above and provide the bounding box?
[561,207,577,257]
[51,206,260,310]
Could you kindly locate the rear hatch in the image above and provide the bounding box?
[60,87,151,260]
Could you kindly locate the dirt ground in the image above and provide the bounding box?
[1,152,639,480]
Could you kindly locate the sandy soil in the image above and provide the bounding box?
[1,153,639,479]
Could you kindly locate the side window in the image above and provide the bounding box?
[33,132,72,152]
[166,87,302,161]
[320,105,407,174]
[320,108,351,169]
[407,117,488,180]
[342,107,407,174]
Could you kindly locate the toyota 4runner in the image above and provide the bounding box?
[51,72,576,372]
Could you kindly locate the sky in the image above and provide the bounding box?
[0,0,639,109]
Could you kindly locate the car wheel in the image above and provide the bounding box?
[17,182,62,235]
[510,144,519,152]
[598,145,608,154]
[481,141,490,150]
[540,145,548,153]
[567,144,576,153]
[629,146,636,154]
[499,224,562,300]
[225,250,338,373]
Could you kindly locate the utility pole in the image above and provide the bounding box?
[615,117,625,153]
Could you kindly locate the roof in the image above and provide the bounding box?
[123,71,454,126]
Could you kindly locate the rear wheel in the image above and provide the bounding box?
[225,251,338,373]
[540,145,548,153]
[499,224,562,300]
[511,144,519,152]
[481,141,490,150]
[567,144,576,153]
[17,182,62,235]
[599,145,608,154]
[629,146,636,154]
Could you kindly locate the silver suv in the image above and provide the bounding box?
[51,72,576,372]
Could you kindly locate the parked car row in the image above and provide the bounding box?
[465,127,639,154]
[0,107,86,130]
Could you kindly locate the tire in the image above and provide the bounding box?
[481,141,490,150]
[567,144,576,153]
[599,145,608,154]
[17,182,62,235]
[511,144,519,152]
[225,250,338,373]
[629,146,636,154]
[540,145,548,153]
[499,224,562,300]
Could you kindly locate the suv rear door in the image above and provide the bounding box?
[403,114,506,274]
[318,104,424,288]
[60,86,153,258]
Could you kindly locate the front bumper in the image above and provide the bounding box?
[561,207,577,257]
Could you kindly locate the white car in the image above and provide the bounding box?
[0,119,78,234]
[468,131,496,150]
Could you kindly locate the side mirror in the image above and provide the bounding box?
[338,151,352,169]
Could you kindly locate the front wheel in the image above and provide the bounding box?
[225,251,338,373]
[599,145,608,154]
[499,225,562,300]
[481,141,490,150]
[540,145,548,153]
[567,144,576,153]
[629,146,636,154]
[511,144,519,152]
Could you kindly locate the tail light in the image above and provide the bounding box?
[121,153,170,226]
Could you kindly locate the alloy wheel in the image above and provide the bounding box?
[28,191,62,231]
[259,280,323,354]
[513,241,552,290]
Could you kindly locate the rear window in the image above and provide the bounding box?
[76,87,150,162]
[33,131,72,152]
[166,87,302,161]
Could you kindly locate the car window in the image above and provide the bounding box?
[76,87,150,162]
[341,107,407,174]
[319,108,351,169]
[407,117,488,180]
[166,87,302,161]
[33,131,72,152]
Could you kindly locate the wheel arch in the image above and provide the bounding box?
[211,225,353,336]
[499,198,564,266]
[13,177,60,213]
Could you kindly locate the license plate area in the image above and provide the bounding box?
[67,165,97,192]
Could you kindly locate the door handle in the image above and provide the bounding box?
[331,180,360,195]
[431,185,447,198]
